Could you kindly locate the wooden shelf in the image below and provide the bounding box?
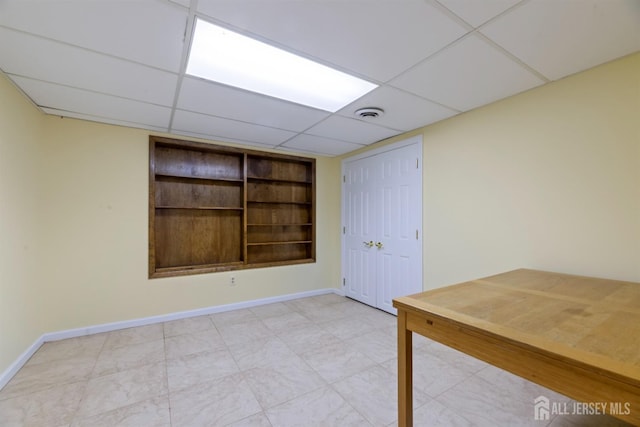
[247,155,312,183]
[247,201,311,205]
[156,173,244,183]
[247,241,312,246]
[247,258,315,269]
[156,206,243,210]
[247,176,312,184]
[247,223,312,226]
[149,136,315,278]
[153,261,245,278]
[156,261,245,272]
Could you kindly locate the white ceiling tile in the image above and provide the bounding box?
[0,28,178,107]
[11,76,172,129]
[196,0,468,82]
[171,129,276,149]
[480,0,640,80]
[338,86,459,131]
[169,0,191,7]
[1,0,638,157]
[177,77,330,132]
[437,0,523,27]
[282,134,364,157]
[390,34,545,111]
[305,116,400,145]
[172,109,297,145]
[0,0,187,72]
[40,108,169,133]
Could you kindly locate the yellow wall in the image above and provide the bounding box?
[0,75,46,372]
[347,52,640,289]
[1,52,639,379]
[0,74,342,376]
[36,118,342,330]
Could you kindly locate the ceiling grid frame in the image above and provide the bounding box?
[0,0,637,156]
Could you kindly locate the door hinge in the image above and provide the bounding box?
[343,278,346,286]
[343,226,346,234]
[416,158,419,169]
[343,175,346,183]
[416,229,419,240]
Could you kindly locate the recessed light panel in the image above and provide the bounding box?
[186,18,377,112]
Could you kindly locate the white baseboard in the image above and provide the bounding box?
[0,287,341,391]
[0,336,45,391]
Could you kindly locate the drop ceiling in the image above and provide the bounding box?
[0,0,638,157]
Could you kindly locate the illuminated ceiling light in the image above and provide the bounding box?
[186,18,377,112]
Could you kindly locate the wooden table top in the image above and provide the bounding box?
[393,268,640,387]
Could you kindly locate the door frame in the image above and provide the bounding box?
[340,135,423,302]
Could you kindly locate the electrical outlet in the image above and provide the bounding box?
[230,276,236,286]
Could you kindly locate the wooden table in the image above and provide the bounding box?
[393,269,640,426]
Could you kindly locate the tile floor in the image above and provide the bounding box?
[0,294,633,427]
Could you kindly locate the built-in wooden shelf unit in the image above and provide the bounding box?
[149,136,315,278]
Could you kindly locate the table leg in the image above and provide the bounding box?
[398,310,413,427]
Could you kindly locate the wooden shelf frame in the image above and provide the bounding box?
[155,206,244,210]
[149,136,315,278]
[247,176,312,184]
[155,173,244,183]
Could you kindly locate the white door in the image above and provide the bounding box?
[343,155,377,307]
[342,138,422,314]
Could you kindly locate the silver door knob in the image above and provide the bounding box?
[376,242,383,249]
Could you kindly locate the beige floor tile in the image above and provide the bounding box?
[244,357,326,409]
[169,373,261,427]
[291,295,363,322]
[435,373,550,427]
[411,399,475,427]
[76,361,167,419]
[167,348,239,392]
[332,300,379,317]
[228,336,297,370]
[210,309,259,327]
[312,293,351,306]
[1,294,624,427]
[102,324,164,350]
[217,319,274,348]
[277,324,343,355]
[92,338,165,377]
[226,412,274,427]
[347,329,397,364]
[283,297,327,313]
[301,341,377,384]
[26,334,106,366]
[333,364,429,427]
[261,311,313,334]
[382,350,471,398]
[249,302,294,319]
[0,381,85,427]
[266,386,372,427]
[163,315,214,338]
[379,324,432,350]
[362,310,396,330]
[318,315,379,341]
[164,328,226,360]
[0,356,95,400]
[298,303,353,322]
[71,395,170,427]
